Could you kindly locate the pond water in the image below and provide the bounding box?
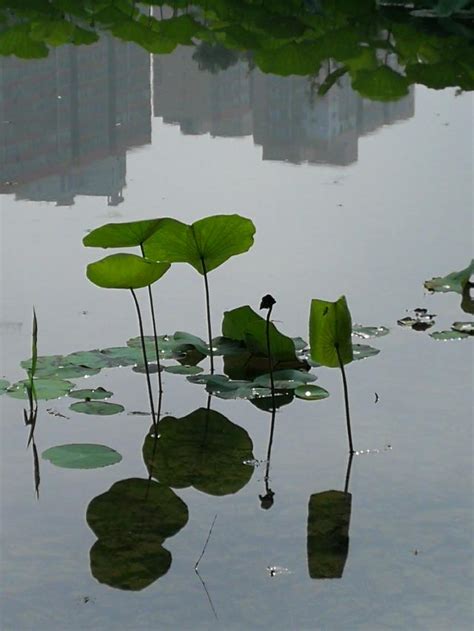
[1,37,473,631]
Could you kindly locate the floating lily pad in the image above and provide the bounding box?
[69,387,113,400]
[63,350,110,370]
[424,260,473,294]
[87,478,188,541]
[20,355,64,377]
[70,401,124,415]
[133,364,162,374]
[143,408,254,496]
[164,365,203,375]
[100,346,144,366]
[253,369,316,390]
[352,344,380,360]
[452,321,474,335]
[251,391,294,412]
[89,536,171,591]
[42,443,122,469]
[352,325,389,339]
[7,378,73,400]
[0,379,9,395]
[429,330,470,341]
[295,385,330,401]
[57,365,101,379]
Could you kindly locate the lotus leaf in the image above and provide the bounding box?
[309,296,353,368]
[0,379,9,395]
[87,478,188,541]
[42,443,122,469]
[351,67,409,101]
[452,322,474,334]
[352,344,380,360]
[424,260,474,294]
[164,365,203,375]
[429,330,470,341]
[87,253,170,289]
[83,219,162,248]
[253,369,316,390]
[352,325,389,339]
[63,350,110,369]
[7,378,73,400]
[70,401,125,415]
[69,387,113,400]
[143,408,254,496]
[143,215,255,274]
[295,385,330,401]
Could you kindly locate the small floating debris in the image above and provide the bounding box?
[266,566,293,578]
[355,445,392,456]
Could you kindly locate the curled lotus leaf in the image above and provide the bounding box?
[70,401,125,416]
[424,260,474,294]
[83,219,162,248]
[42,443,122,469]
[0,379,10,395]
[7,378,73,400]
[452,321,474,335]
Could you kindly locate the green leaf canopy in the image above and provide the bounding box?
[309,296,353,368]
[83,219,162,248]
[86,253,170,289]
[143,214,255,274]
[143,408,254,496]
[222,305,297,362]
[307,490,352,579]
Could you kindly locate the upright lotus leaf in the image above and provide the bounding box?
[307,490,352,579]
[309,296,353,368]
[87,478,189,541]
[222,305,297,362]
[143,214,255,274]
[83,219,162,248]
[424,260,474,294]
[87,253,170,289]
[89,536,171,591]
[143,408,254,496]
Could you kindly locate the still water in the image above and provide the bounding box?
[1,38,473,631]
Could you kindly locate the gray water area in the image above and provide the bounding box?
[1,41,473,631]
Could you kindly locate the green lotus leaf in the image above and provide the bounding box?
[87,478,188,541]
[292,337,308,352]
[70,401,124,415]
[83,219,162,248]
[429,330,470,341]
[352,325,389,339]
[133,364,162,374]
[295,385,330,401]
[309,296,353,368]
[164,364,203,375]
[99,346,145,366]
[0,379,10,395]
[351,67,409,101]
[307,490,352,579]
[452,322,474,335]
[250,391,294,412]
[87,253,170,289]
[7,378,73,400]
[172,331,209,355]
[42,443,122,469]
[63,350,110,369]
[21,354,64,374]
[89,536,171,591]
[222,305,297,362]
[54,365,101,379]
[143,408,254,496]
[69,387,113,400]
[143,214,255,275]
[424,260,474,294]
[352,344,380,360]
[253,369,316,390]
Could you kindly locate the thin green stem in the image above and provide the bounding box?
[201,259,214,374]
[335,344,354,455]
[140,245,163,396]
[130,289,158,433]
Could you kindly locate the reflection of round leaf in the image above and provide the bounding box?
[70,401,124,415]
[90,536,171,591]
[69,387,113,400]
[143,408,254,496]
[7,378,73,400]
[87,478,188,540]
[42,443,122,469]
[352,67,409,101]
[295,385,330,401]
[0,379,9,395]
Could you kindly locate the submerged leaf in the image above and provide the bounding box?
[143,408,254,496]
[70,401,125,416]
[143,215,255,274]
[42,444,122,469]
[87,253,170,289]
[309,296,353,368]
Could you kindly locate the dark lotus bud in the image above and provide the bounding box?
[260,294,276,310]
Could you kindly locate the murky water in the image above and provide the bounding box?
[1,39,472,631]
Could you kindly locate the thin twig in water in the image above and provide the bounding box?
[195,514,218,571]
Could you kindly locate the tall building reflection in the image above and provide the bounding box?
[0,37,151,206]
[154,47,414,166]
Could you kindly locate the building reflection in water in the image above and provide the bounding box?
[0,37,151,206]
[154,46,414,166]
